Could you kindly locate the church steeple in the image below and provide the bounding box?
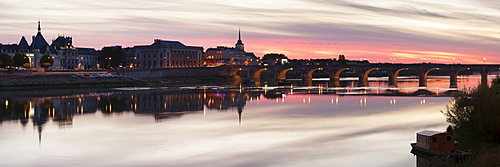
[235,28,244,51]
[37,20,41,33]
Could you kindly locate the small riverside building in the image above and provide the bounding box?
[415,130,455,152]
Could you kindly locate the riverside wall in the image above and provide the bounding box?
[119,67,229,79]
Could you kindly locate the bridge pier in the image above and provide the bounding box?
[329,68,349,87]
[357,68,380,87]
[449,67,458,88]
[388,68,408,88]
[481,68,488,87]
[419,68,440,87]
[449,73,458,88]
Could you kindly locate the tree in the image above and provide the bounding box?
[262,53,288,65]
[39,54,54,68]
[12,53,30,68]
[338,55,346,65]
[0,53,13,68]
[98,47,126,69]
[262,53,288,61]
[441,76,500,165]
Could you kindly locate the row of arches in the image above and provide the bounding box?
[230,67,500,88]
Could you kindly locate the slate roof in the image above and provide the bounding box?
[30,22,49,53]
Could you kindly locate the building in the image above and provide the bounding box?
[1,21,101,70]
[49,36,78,69]
[415,130,455,152]
[0,21,49,68]
[132,39,203,69]
[30,21,50,68]
[204,30,259,66]
[76,47,99,70]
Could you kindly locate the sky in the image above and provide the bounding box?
[0,0,499,64]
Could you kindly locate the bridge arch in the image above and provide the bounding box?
[253,68,268,83]
[278,68,294,80]
[418,68,440,87]
[330,68,350,87]
[388,68,409,87]
[358,68,381,87]
[450,67,470,88]
[302,68,324,86]
[481,68,500,87]
[229,68,251,80]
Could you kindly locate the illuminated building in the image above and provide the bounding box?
[132,39,203,69]
[204,30,258,66]
[0,21,99,70]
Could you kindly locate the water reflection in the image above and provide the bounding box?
[0,74,493,167]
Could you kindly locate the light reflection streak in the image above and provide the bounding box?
[420,98,426,105]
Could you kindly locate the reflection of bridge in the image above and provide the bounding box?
[225,64,500,88]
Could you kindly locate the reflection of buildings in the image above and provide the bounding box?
[130,92,204,121]
[0,91,259,139]
[204,91,260,124]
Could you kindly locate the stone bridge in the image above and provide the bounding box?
[223,64,500,88]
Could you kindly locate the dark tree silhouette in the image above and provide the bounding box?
[0,53,13,68]
[98,47,126,68]
[262,53,287,60]
[13,53,30,68]
[442,76,500,165]
[39,54,54,68]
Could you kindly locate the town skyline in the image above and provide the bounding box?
[1,0,499,64]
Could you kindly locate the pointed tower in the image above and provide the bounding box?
[19,36,30,51]
[31,20,49,53]
[235,28,244,51]
[37,20,41,33]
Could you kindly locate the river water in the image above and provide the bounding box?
[0,74,497,167]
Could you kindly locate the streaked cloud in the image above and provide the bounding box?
[0,0,498,63]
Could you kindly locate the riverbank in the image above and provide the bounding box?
[0,71,230,91]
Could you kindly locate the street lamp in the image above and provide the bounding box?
[390,58,396,64]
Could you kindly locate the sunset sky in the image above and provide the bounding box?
[0,0,499,64]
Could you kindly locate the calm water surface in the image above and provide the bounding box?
[0,75,496,167]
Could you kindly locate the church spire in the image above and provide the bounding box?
[238,28,241,41]
[235,28,244,51]
[37,20,41,33]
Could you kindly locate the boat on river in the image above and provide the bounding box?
[410,130,470,161]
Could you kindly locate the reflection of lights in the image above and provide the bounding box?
[360,97,367,107]
[420,99,426,105]
[389,98,396,105]
[203,106,206,117]
[451,100,456,105]
[29,102,34,118]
